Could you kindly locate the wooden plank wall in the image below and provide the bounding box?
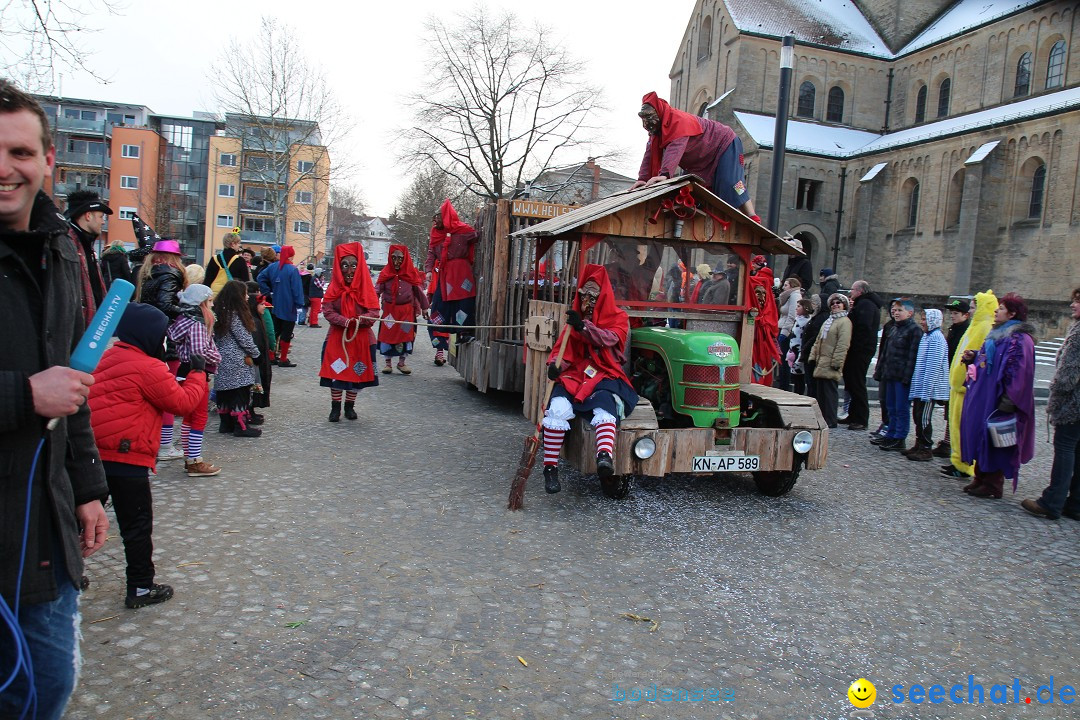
[523,300,566,422]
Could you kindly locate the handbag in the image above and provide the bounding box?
[987,410,1018,448]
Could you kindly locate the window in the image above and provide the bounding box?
[64,108,80,119]
[107,112,124,126]
[945,170,965,228]
[294,221,311,234]
[937,78,950,118]
[244,218,271,232]
[246,156,270,171]
[797,81,816,118]
[81,110,96,121]
[218,184,236,197]
[915,85,927,123]
[906,181,920,228]
[1046,41,1066,89]
[296,160,314,174]
[121,144,140,158]
[219,153,237,167]
[1014,53,1032,97]
[697,16,712,61]
[120,175,139,189]
[295,191,313,204]
[217,214,235,228]
[66,139,105,155]
[796,178,822,211]
[1029,164,1046,218]
[118,206,137,221]
[826,87,844,123]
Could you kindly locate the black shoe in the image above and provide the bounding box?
[941,466,971,479]
[596,451,615,478]
[218,414,236,433]
[277,359,297,368]
[80,575,91,591]
[543,465,561,494]
[932,441,952,458]
[329,401,341,423]
[1063,509,1080,521]
[247,412,265,426]
[869,435,886,445]
[125,583,174,609]
[233,425,262,438]
[879,438,905,451]
[343,401,358,421]
[846,423,867,431]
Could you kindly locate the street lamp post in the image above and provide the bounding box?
[766,36,795,235]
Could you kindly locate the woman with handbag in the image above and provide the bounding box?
[958,293,1036,499]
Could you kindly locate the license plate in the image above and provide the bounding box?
[692,455,760,472]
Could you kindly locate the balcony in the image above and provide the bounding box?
[239,229,277,245]
[55,150,111,169]
[241,169,286,185]
[51,183,109,201]
[56,117,111,136]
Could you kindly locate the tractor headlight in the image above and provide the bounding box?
[792,430,813,454]
[633,436,656,460]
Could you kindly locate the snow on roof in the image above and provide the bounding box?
[733,111,882,156]
[855,85,1080,153]
[722,0,890,56]
[732,86,1080,159]
[965,140,1001,165]
[860,162,888,181]
[899,0,1044,55]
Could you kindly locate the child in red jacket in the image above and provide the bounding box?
[89,303,208,609]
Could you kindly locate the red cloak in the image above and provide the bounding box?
[746,266,780,386]
[548,264,633,402]
[320,242,379,384]
[376,244,425,345]
[642,91,704,179]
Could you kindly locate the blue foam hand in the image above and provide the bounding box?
[70,279,134,373]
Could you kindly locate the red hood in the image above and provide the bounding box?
[325,242,378,315]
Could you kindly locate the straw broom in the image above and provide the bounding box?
[508,321,572,511]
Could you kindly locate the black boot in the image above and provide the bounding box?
[329,400,341,423]
[596,451,615,478]
[543,465,560,494]
[232,414,262,437]
[218,413,236,434]
[343,401,358,420]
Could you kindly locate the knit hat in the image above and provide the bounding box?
[751,254,767,267]
[696,263,712,279]
[827,292,850,311]
[177,284,212,306]
[820,267,835,277]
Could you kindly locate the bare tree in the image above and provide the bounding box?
[401,5,603,201]
[391,162,467,261]
[327,185,367,255]
[209,17,352,249]
[0,0,120,91]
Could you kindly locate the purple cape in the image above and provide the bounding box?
[959,322,1036,483]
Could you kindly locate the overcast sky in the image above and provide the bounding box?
[57,0,695,216]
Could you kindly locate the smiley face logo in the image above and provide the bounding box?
[848,678,876,708]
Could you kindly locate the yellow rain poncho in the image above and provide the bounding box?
[948,290,997,474]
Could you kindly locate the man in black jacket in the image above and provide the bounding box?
[65,189,112,324]
[934,298,972,457]
[0,80,109,719]
[841,280,883,430]
[781,238,813,293]
[874,298,924,451]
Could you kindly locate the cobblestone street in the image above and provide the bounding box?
[68,327,1079,720]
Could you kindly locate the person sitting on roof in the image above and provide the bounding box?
[629,91,761,224]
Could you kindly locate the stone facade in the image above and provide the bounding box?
[668,0,1079,336]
